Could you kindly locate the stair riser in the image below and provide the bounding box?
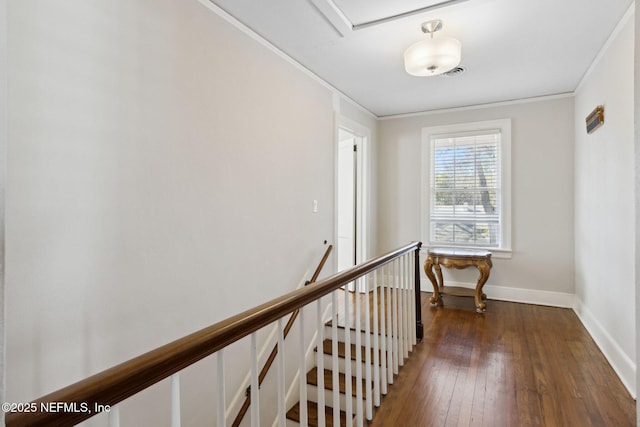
[316,349,413,375]
[323,326,381,343]
[306,384,363,412]
[314,352,380,375]
[285,413,353,427]
[285,403,354,427]
[323,326,417,347]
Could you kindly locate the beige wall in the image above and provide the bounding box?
[574,8,635,395]
[4,0,375,424]
[377,96,576,300]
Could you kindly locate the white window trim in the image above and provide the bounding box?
[421,119,512,258]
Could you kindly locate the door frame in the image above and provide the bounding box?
[334,115,370,273]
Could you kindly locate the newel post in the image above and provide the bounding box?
[414,242,424,342]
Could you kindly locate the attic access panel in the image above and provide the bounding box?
[332,0,467,28]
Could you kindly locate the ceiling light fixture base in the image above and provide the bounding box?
[421,20,443,35]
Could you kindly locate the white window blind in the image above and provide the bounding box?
[430,130,501,247]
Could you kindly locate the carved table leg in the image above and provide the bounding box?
[434,264,444,300]
[423,258,442,306]
[474,260,491,313]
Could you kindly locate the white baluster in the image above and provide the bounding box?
[410,252,417,345]
[386,263,394,384]
[171,374,181,427]
[379,265,389,392]
[344,283,353,427]
[398,256,404,360]
[402,255,409,359]
[354,277,363,427]
[372,269,382,405]
[392,259,400,375]
[399,256,406,361]
[395,258,401,366]
[251,333,260,427]
[331,291,340,427]
[217,350,226,427]
[299,308,308,427]
[108,405,120,427]
[405,254,413,351]
[397,257,405,366]
[364,273,373,420]
[277,319,286,427]
[315,299,325,427]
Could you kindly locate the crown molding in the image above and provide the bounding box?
[378,93,574,120]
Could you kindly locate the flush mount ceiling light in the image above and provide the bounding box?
[404,19,461,76]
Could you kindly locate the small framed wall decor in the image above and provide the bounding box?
[586,105,604,134]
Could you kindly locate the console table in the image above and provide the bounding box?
[423,248,493,313]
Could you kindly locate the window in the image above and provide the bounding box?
[422,119,511,253]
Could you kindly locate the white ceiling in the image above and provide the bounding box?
[208,0,633,117]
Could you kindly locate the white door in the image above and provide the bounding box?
[336,122,367,282]
[337,128,356,272]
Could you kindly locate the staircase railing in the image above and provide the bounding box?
[5,241,422,427]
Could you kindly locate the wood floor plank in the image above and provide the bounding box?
[367,293,635,427]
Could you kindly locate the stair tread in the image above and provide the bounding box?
[316,339,382,363]
[306,367,371,397]
[325,318,383,333]
[286,401,348,427]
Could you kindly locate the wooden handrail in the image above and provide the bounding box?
[5,241,421,427]
[231,244,333,427]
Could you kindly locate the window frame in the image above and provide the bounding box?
[421,119,512,257]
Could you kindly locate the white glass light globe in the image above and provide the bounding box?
[404,37,461,76]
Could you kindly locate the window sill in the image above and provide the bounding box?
[422,245,512,259]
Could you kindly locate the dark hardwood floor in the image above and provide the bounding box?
[367,292,636,427]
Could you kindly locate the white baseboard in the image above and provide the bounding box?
[572,298,636,399]
[423,281,576,308]
[483,284,576,308]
